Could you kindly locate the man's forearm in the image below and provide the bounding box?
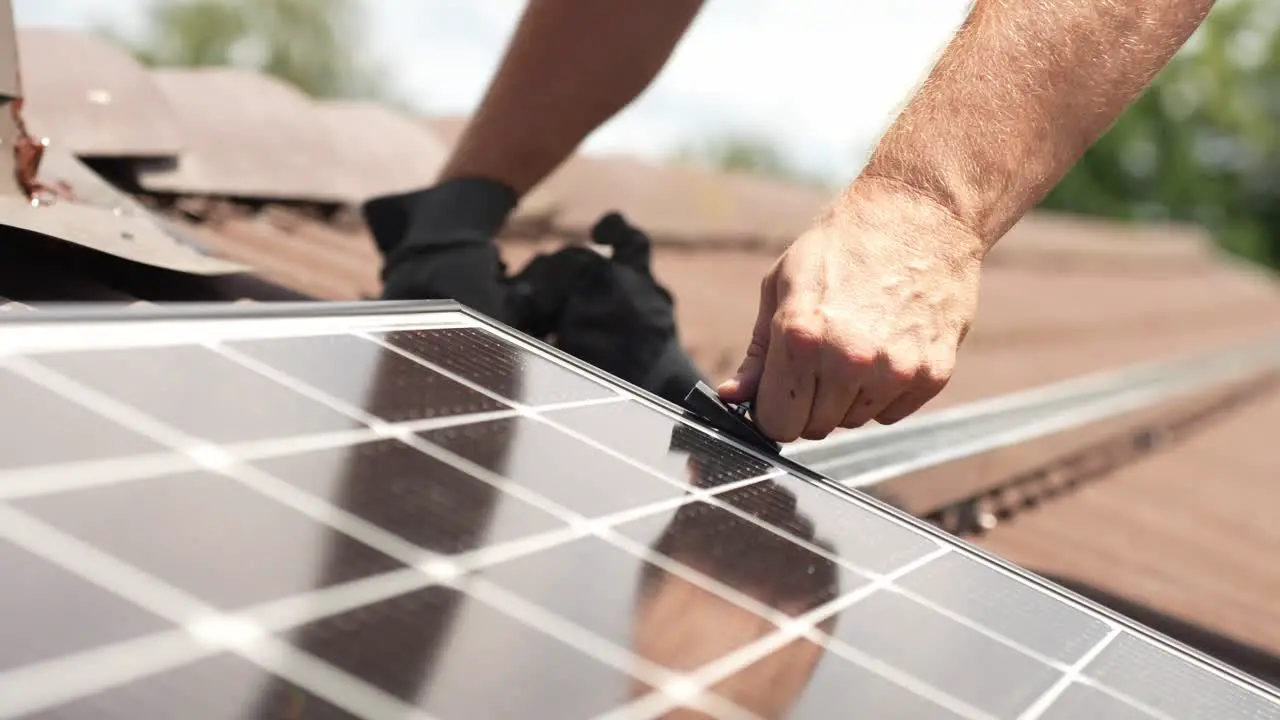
[438,0,703,196]
[857,0,1214,253]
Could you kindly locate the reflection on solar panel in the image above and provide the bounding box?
[0,302,1276,719]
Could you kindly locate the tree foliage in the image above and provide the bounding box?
[107,0,390,101]
[1039,0,1280,269]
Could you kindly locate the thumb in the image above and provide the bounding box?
[718,271,778,402]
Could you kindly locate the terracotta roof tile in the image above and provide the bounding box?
[975,384,1280,662]
[135,67,355,201]
[314,99,449,201]
[16,28,184,158]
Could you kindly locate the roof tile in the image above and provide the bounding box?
[17,28,184,158]
[135,67,354,201]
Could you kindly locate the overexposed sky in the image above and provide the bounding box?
[14,0,970,182]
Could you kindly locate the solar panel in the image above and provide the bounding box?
[0,301,1276,719]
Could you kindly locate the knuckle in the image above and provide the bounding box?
[887,355,923,384]
[841,345,879,371]
[921,362,954,391]
[773,309,825,354]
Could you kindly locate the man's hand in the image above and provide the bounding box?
[719,178,983,442]
[721,0,1214,442]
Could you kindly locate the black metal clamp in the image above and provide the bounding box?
[682,381,781,455]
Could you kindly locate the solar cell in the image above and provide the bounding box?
[0,301,1276,720]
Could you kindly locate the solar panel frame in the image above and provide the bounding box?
[0,299,1276,720]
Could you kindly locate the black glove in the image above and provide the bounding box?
[363,177,518,324]
[364,180,705,407]
[510,212,706,405]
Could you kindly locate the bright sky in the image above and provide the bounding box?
[14,0,970,183]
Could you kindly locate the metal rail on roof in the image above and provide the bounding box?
[784,334,1280,507]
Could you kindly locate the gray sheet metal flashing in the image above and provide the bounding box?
[0,0,17,99]
[0,147,249,276]
[784,336,1280,489]
[0,1,244,276]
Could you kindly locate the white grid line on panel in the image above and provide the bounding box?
[0,630,218,719]
[244,568,440,632]
[356,328,788,513]
[0,504,426,720]
[1107,629,1280,708]
[206,338,499,436]
[210,331,720,536]
[462,578,766,720]
[6,345,616,580]
[2,357,216,460]
[462,320,762,459]
[679,695,764,720]
[917,541,1280,708]
[816,639,998,720]
[12,329,804,635]
[2,571,449,716]
[354,330,743,499]
[231,638,437,720]
[14,345,608,592]
[1,342,841,713]
[697,489,937,581]
[384,430,823,628]
[0,453,200,501]
[1019,628,1122,719]
[595,527,810,629]
[0,395,630,503]
[462,578,681,691]
[0,311,477,356]
[1075,670,1180,720]
[605,546,953,720]
[530,409,775,497]
[247,318,1162,705]
[356,329,619,411]
[884,586,1076,673]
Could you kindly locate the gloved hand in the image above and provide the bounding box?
[364,179,705,406]
[512,212,706,405]
[363,177,519,324]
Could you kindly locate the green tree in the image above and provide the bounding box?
[106,0,390,101]
[1039,0,1280,269]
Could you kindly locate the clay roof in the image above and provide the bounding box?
[312,99,450,202]
[135,67,356,201]
[16,28,184,158]
[538,153,832,247]
[976,381,1280,680]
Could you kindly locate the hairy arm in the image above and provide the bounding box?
[438,0,704,196]
[857,0,1215,254]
